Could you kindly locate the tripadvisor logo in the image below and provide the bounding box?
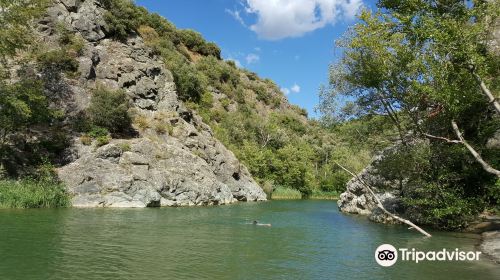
[375,244,398,267]
[375,244,482,267]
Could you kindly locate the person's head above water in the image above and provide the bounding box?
[253,220,258,225]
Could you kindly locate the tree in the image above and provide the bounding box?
[0,79,50,146]
[321,0,499,172]
[320,0,500,228]
[0,0,52,169]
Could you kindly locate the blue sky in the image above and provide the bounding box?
[135,0,375,118]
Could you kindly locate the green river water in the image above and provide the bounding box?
[0,200,498,280]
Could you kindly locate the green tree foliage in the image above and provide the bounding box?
[87,87,131,133]
[0,80,50,145]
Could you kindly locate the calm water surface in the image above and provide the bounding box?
[0,200,498,280]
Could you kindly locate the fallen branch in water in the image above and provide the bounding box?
[335,162,432,238]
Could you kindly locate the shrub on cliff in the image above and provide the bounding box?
[88,87,131,133]
[178,29,221,58]
[172,64,206,103]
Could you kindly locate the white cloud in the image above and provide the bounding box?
[225,9,247,27]
[281,87,290,95]
[246,53,260,64]
[281,83,300,95]
[239,0,363,40]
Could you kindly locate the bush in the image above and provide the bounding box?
[101,0,145,40]
[253,85,272,105]
[87,87,131,133]
[134,115,150,130]
[57,24,85,56]
[137,25,161,52]
[178,29,205,50]
[154,122,173,135]
[0,178,70,208]
[119,143,131,152]
[0,163,70,208]
[173,64,206,102]
[197,56,239,92]
[220,98,231,110]
[96,135,111,147]
[37,49,79,73]
[178,29,221,58]
[88,126,109,138]
[200,42,221,59]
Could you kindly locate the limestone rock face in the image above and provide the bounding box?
[42,0,266,207]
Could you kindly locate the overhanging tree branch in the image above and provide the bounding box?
[334,162,432,237]
[470,68,500,114]
[422,121,500,178]
[451,120,500,178]
[422,133,462,144]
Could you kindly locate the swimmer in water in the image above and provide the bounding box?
[252,220,272,227]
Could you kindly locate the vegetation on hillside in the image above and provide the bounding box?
[99,0,395,199]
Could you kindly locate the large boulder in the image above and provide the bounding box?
[59,139,238,207]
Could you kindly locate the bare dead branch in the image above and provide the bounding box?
[422,133,462,144]
[335,162,432,237]
[470,69,500,114]
[451,120,500,177]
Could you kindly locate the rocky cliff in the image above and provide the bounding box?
[38,0,266,207]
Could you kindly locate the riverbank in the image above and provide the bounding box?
[271,187,338,200]
[467,214,500,264]
[481,231,500,264]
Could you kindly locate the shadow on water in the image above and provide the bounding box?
[0,200,498,280]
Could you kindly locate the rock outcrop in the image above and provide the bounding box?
[480,231,500,264]
[337,146,404,224]
[41,0,266,207]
